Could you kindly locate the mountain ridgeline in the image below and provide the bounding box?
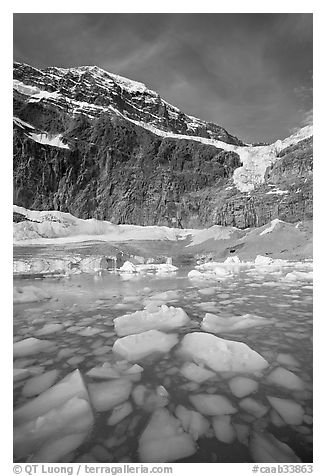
[13,62,313,228]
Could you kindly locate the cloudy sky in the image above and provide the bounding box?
[13,13,312,143]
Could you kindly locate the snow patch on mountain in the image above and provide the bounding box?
[28,132,69,149]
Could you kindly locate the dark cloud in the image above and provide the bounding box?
[13,13,312,143]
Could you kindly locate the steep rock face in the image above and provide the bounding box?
[14,62,243,145]
[14,113,241,227]
[13,62,313,229]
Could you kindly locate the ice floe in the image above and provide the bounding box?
[266,397,305,425]
[107,401,133,425]
[87,362,143,381]
[14,370,93,462]
[88,379,132,412]
[201,313,272,333]
[189,394,237,416]
[179,362,216,383]
[138,408,197,462]
[266,367,305,391]
[249,431,301,463]
[212,415,236,443]
[238,398,269,418]
[228,377,258,398]
[13,286,51,304]
[113,330,178,361]
[178,332,269,373]
[131,384,169,412]
[14,338,53,358]
[114,305,189,336]
[22,369,59,397]
[175,404,210,440]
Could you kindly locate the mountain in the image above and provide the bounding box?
[13,62,313,229]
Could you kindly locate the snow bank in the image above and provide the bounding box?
[178,332,269,373]
[114,305,190,336]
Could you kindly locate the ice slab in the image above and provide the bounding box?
[13,338,53,358]
[266,396,304,425]
[175,404,210,440]
[107,401,133,426]
[201,313,272,333]
[22,369,59,397]
[239,398,269,418]
[14,370,93,462]
[228,377,258,398]
[276,353,300,369]
[35,323,64,336]
[113,330,178,361]
[178,332,269,373]
[88,379,132,412]
[180,362,216,383]
[266,367,305,391]
[13,368,30,382]
[212,415,236,443]
[114,305,190,336]
[132,384,169,412]
[87,362,143,381]
[138,408,196,462]
[189,394,237,416]
[14,286,51,304]
[250,431,301,463]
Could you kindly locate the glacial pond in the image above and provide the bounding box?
[13,246,313,464]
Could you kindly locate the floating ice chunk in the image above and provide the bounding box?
[234,423,250,446]
[87,362,143,381]
[13,370,93,462]
[107,401,133,425]
[138,408,196,462]
[14,396,93,462]
[284,271,313,282]
[13,338,52,358]
[212,415,236,443]
[228,377,258,398]
[266,397,304,425]
[35,323,64,336]
[266,367,305,391]
[224,256,241,265]
[113,330,178,361]
[188,270,205,279]
[254,256,274,266]
[189,394,237,416]
[239,398,269,418]
[270,409,286,427]
[88,379,132,412]
[14,369,89,425]
[148,290,179,301]
[132,384,168,412]
[178,332,268,373]
[249,431,301,463]
[175,404,210,440]
[276,353,300,369]
[180,362,216,383]
[198,287,216,296]
[22,369,59,397]
[201,313,272,333]
[114,305,190,336]
[13,368,30,382]
[78,327,102,336]
[13,286,51,304]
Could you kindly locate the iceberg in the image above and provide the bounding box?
[175,404,210,440]
[201,313,272,333]
[14,370,93,462]
[178,332,269,373]
[88,379,132,412]
[228,377,258,398]
[138,408,197,462]
[266,367,305,391]
[114,305,190,336]
[249,431,301,463]
[13,338,53,358]
[266,396,304,425]
[13,286,51,304]
[113,330,178,361]
[189,394,237,416]
[180,362,216,383]
[212,415,236,443]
